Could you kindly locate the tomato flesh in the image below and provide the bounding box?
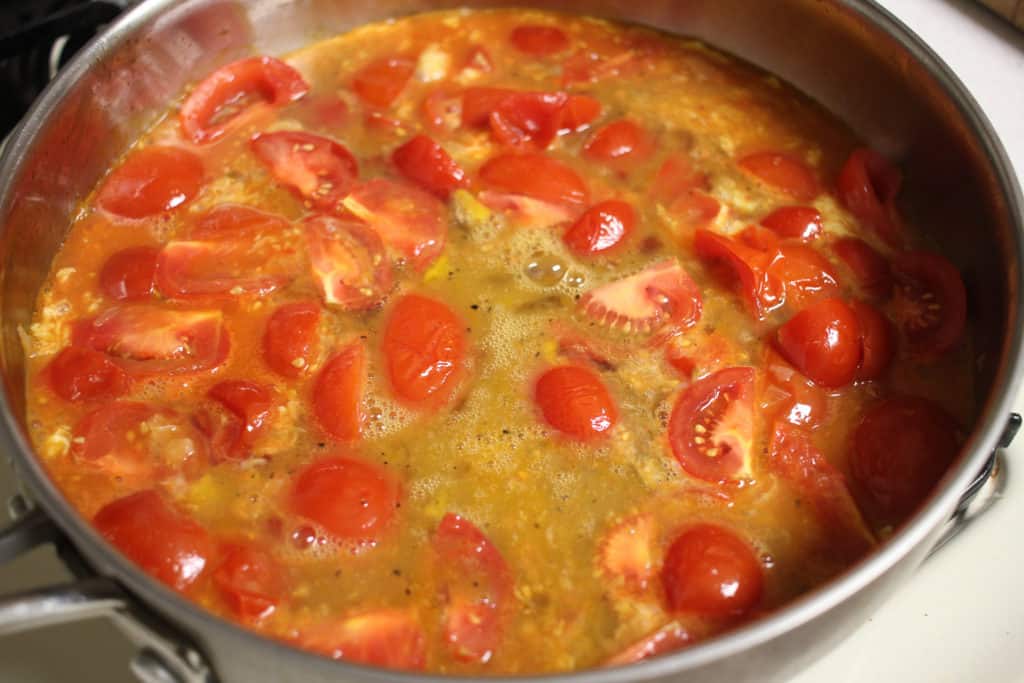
[837,148,903,247]
[214,543,286,622]
[583,119,654,168]
[760,206,822,241]
[342,178,447,270]
[775,298,860,388]
[47,346,130,402]
[605,622,692,665]
[737,152,818,200]
[96,146,204,219]
[534,365,618,441]
[479,153,589,209]
[262,300,321,378]
[833,237,892,301]
[849,300,895,381]
[890,250,966,357]
[509,24,569,56]
[301,610,426,670]
[304,215,393,310]
[382,294,466,408]
[289,456,400,543]
[661,524,763,616]
[204,381,275,461]
[563,200,635,256]
[99,246,160,301]
[250,131,359,213]
[352,56,415,108]
[313,342,366,441]
[155,239,291,299]
[580,259,703,334]
[760,348,829,431]
[392,134,468,198]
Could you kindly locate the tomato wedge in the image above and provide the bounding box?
[462,88,600,149]
[661,524,763,616]
[833,237,892,301]
[313,342,366,441]
[534,365,618,441]
[694,229,781,319]
[738,152,818,201]
[669,367,754,482]
[583,119,654,168]
[890,250,966,358]
[213,543,287,623]
[155,240,291,299]
[509,24,569,56]
[201,381,275,462]
[432,513,513,663]
[99,246,160,301]
[760,348,829,431]
[262,300,321,378]
[187,204,289,240]
[837,148,903,247]
[768,244,840,310]
[581,259,702,334]
[650,154,709,202]
[775,298,860,388]
[301,610,426,670]
[352,55,415,108]
[179,56,308,144]
[94,490,214,593]
[46,346,130,402]
[250,130,358,213]
[605,622,693,666]
[304,215,393,310]
[850,300,895,381]
[563,200,635,256]
[479,153,589,209]
[392,134,468,198]
[597,513,657,593]
[760,206,822,241]
[96,146,204,219]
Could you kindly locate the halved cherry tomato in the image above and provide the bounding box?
[760,206,822,241]
[213,543,286,622]
[760,348,829,430]
[203,381,274,461]
[580,259,702,333]
[462,88,599,149]
[47,347,130,402]
[155,240,290,299]
[837,148,903,247]
[668,367,754,482]
[313,342,365,441]
[179,56,308,144]
[94,490,214,592]
[605,622,693,666]
[851,396,960,524]
[583,119,654,168]
[833,237,892,301]
[432,513,513,663]
[262,300,321,378]
[509,24,569,56]
[768,244,840,310]
[289,456,400,543]
[188,204,288,240]
[737,225,781,252]
[421,87,462,135]
[563,200,635,256]
[352,55,415,108]
[477,191,576,229]
[96,146,203,219]
[561,47,647,87]
[301,610,426,670]
[479,153,589,209]
[534,365,618,441]
[304,215,393,310]
[342,178,447,270]
[99,246,160,301]
[890,250,966,357]
[558,94,602,133]
[650,154,709,202]
[850,300,895,381]
[738,152,818,201]
[288,93,350,131]
[250,130,358,213]
[694,229,781,319]
[775,298,860,388]
[661,524,763,616]
[598,513,657,593]
[392,134,468,198]
[381,294,466,408]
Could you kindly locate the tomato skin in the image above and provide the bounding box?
[651,154,709,202]
[509,24,569,56]
[534,365,618,441]
[776,298,861,388]
[661,524,763,617]
[179,56,308,144]
[668,367,754,482]
[563,200,635,256]
[93,490,214,593]
[890,250,967,357]
[289,456,400,543]
[250,130,359,213]
[605,622,692,665]
[99,246,160,301]
[352,56,415,108]
[462,88,599,148]
[392,134,468,198]
[206,381,274,461]
[188,204,288,240]
[213,543,286,622]
[381,294,467,408]
[262,300,320,378]
[479,153,589,209]
[155,240,290,300]
[96,146,203,219]
[837,148,903,247]
[849,300,895,381]
[47,347,130,402]
[694,229,779,319]
[313,342,365,441]
[760,348,829,430]
[760,206,822,241]
[583,119,654,167]
[301,609,426,670]
[833,237,892,301]
[580,259,703,333]
[768,244,840,310]
[304,215,393,311]
[737,152,818,201]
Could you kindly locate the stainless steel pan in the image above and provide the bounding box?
[0,1,1021,682]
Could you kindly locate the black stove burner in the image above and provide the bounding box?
[0,1,128,135]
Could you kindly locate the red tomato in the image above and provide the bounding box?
[262,300,321,378]
[760,206,822,241]
[737,152,818,201]
[558,95,602,133]
[352,55,415,108]
[204,381,274,461]
[650,154,709,202]
[93,490,214,592]
[837,148,903,247]
[605,622,693,666]
[661,524,763,616]
[562,47,647,87]
[563,200,635,256]
[461,88,599,149]
[694,229,780,319]
[668,367,754,482]
[179,56,308,144]
[768,244,840,310]
[250,131,358,213]
[381,294,466,407]
[534,365,618,441]
[851,396,960,523]
[666,190,722,236]
[509,24,569,56]
[461,45,493,76]
[155,239,290,299]
[289,93,350,131]
[187,204,288,240]
[432,513,513,663]
[479,153,589,209]
[760,348,829,430]
[421,87,462,135]
[392,134,468,198]
[289,456,399,543]
[850,300,895,381]
[775,298,861,388]
[96,146,203,219]
[583,119,654,168]
[890,250,966,357]
[301,610,426,670]
[99,246,160,301]
[597,513,657,593]
[47,347,130,402]
[304,215,393,310]
[342,178,447,270]
[213,543,286,622]
[313,342,365,441]
[580,259,703,333]
[833,237,892,301]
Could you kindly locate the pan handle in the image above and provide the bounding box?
[0,497,215,683]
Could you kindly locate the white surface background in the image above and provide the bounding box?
[1,0,1023,681]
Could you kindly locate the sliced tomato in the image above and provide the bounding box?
[213,543,286,623]
[738,152,818,201]
[99,246,160,301]
[188,204,289,240]
[47,346,130,402]
[462,88,598,149]
[262,300,321,378]
[421,87,463,135]
[889,250,966,357]
[289,93,351,131]
[768,244,840,310]
[551,321,626,372]
[342,178,447,270]
[304,215,393,310]
[694,229,781,319]
[478,153,588,209]
[534,365,618,441]
[580,259,703,333]
[597,513,657,593]
[509,24,569,56]
[96,146,204,219]
[352,56,415,108]
[461,45,493,77]
[301,610,426,670]
[392,134,468,198]
[432,513,513,663]
[250,130,358,213]
[155,240,290,299]
[289,456,400,543]
[852,396,960,524]
[775,298,860,388]
[850,300,895,381]
[563,200,635,256]
[477,190,577,229]
[760,206,822,241]
[583,119,654,168]
[650,154,709,202]
[661,524,762,616]
[760,347,829,431]
[604,622,693,666]
[202,381,274,462]
[94,490,214,593]
[561,47,647,87]
[837,148,903,247]
[833,237,892,301]
[313,342,365,441]
[179,56,308,144]
[558,94,602,133]
[669,367,754,482]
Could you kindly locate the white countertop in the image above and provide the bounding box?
[1,1,1023,681]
